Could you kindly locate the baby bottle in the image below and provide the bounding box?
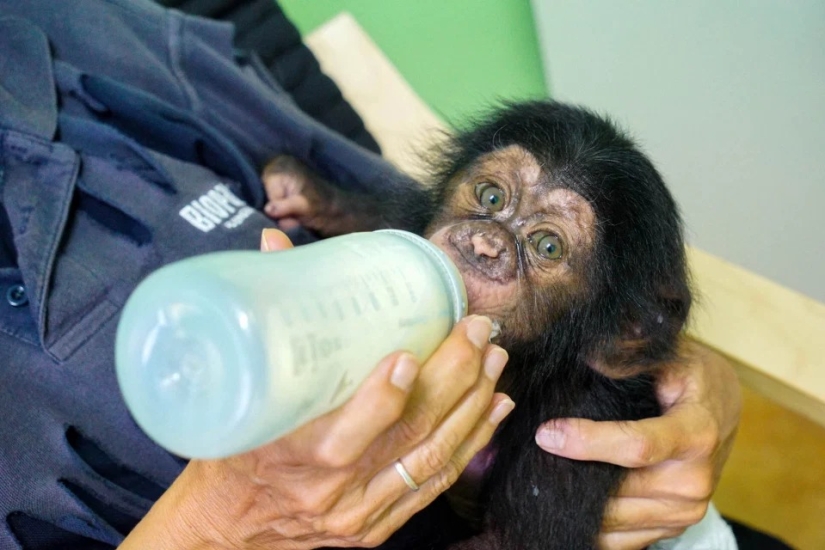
[115,230,467,459]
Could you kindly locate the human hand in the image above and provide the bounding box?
[535,340,741,550]
[122,228,514,549]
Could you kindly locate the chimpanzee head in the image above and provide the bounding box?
[425,101,691,377]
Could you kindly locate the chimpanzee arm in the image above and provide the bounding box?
[261,155,436,237]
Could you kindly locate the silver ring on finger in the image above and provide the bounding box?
[394,459,420,492]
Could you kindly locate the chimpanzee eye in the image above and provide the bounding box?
[474,182,505,212]
[529,232,564,260]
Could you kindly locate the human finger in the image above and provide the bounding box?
[278,351,419,468]
[601,495,709,533]
[413,391,514,495]
[358,393,515,547]
[612,459,714,501]
[366,345,509,508]
[400,346,508,483]
[449,392,515,473]
[338,321,503,533]
[259,228,294,252]
[535,410,711,468]
[659,342,742,481]
[254,316,495,546]
[292,362,511,549]
[596,527,685,550]
[379,316,494,456]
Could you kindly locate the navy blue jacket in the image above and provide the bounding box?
[155,0,383,154]
[0,1,416,547]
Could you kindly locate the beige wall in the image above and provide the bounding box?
[531,0,825,303]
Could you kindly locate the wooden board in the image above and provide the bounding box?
[715,384,825,550]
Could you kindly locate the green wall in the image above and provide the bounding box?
[279,0,548,126]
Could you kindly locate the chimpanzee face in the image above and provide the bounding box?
[425,144,598,346]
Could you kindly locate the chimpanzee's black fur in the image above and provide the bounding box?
[338,101,692,550]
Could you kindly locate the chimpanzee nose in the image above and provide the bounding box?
[471,233,504,259]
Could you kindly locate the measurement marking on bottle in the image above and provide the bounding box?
[390,266,419,303]
[333,299,345,320]
[398,316,429,328]
[300,299,312,322]
[380,272,400,306]
[290,335,308,376]
[312,335,342,373]
[290,333,343,375]
[367,290,380,311]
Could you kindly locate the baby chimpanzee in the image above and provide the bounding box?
[262,101,691,550]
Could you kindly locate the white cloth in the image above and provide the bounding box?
[651,503,738,550]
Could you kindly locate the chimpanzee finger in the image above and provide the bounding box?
[264,193,311,219]
[275,217,301,231]
[262,176,287,201]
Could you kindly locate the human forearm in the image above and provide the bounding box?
[119,464,231,550]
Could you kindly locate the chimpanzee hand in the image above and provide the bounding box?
[261,155,334,233]
[534,340,742,550]
[120,228,514,550]
[262,155,379,237]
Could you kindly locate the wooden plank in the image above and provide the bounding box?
[715,384,825,550]
[687,248,825,426]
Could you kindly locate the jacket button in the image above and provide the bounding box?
[6,284,28,307]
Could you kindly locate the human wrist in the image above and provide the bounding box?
[120,462,238,550]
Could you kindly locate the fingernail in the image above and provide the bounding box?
[260,230,270,251]
[390,353,418,392]
[536,425,566,451]
[466,316,493,349]
[484,347,509,381]
[489,399,515,424]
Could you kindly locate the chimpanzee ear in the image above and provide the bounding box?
[588,290,691,379]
